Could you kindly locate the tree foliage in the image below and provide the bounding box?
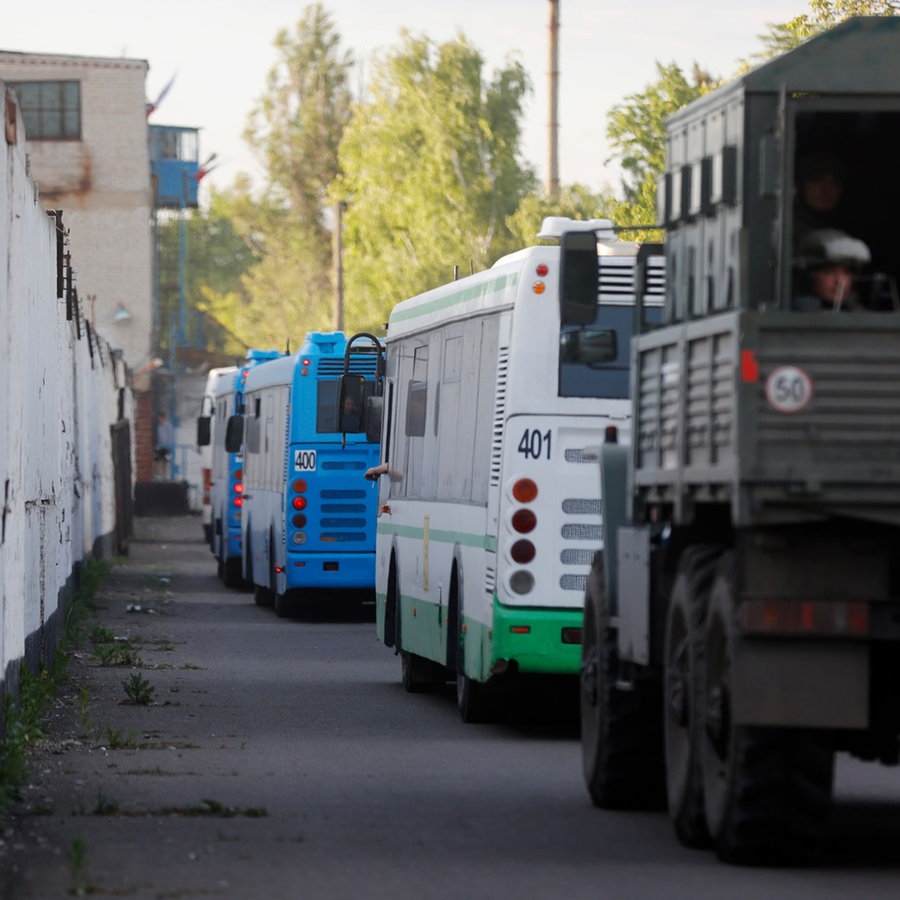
[600,1,897,229]
[506,184,616,248]
[604,62,717,227]
[754,0,898,59]
[207,4,354,349]
[156,194,256,358]
[337,32,537,334]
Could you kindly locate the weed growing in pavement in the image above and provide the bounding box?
[89,624,116,646]
[0,665,55,808]
[64,560,109,647]
[103,727,141,749]
[91,638,142,668]
[0,559,109,808]
[93,792,119,815]
[76,687,92,736]
[157,798,268,818]
[122,673,155,706]
[67,835,90,896]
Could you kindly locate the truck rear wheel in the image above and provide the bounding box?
[664,545,721,847]
[580,552,665,809]
[701,552,835,864]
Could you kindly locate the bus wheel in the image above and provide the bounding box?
[271,538,289,617]
[248,536,273,607]
[664,545,720,848]
[223,557,243,590]
[454,595,493,723]
[580,552,665,809]
[384,556,399,649]
[253,582,274,607]
[702,551,834,864]
[456,669,492,724]
[400,651,444,693]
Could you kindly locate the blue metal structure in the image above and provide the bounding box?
[149,124,200,209]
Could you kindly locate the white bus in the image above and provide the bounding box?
[367,217,664,721]
[197,366,237,545]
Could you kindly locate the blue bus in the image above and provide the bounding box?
[232,332,384,616]
[205,349,283,587]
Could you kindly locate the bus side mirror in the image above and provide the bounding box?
[559,230,599,325]
[225,415,244,453]
[337,373,366,433]
[365,396,383,444]
[196,416,211,447]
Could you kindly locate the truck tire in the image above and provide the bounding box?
[580,552,665,809]
[664,544,721,848]
[701,551,835,864]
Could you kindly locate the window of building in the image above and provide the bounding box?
[10,81,81,140]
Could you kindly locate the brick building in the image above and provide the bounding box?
[0,50,156,480]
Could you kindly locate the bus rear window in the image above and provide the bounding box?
[558,304,662,398]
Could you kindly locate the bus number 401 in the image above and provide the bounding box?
[517,429,551,460]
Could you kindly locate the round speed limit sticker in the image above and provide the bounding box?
[765,365,813,413]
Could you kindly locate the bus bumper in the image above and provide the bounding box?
[491,600,583,675]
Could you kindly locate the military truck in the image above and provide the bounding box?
[578,17,900,864]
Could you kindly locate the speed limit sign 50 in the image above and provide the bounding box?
[765,365,813,413]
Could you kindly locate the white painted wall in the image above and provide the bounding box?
[1,86,130,701]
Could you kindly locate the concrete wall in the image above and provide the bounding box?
[1,86,130,718]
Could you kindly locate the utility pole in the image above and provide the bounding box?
[332,199,345,332]
[547,0,560,201]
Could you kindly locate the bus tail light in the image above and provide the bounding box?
[512,478,538,503]
[740,598,869,637]
[510,539,535,564]
[509,570,535,595]
[508,476,539,595]
[511,509,536,534]
[292,496,307,511]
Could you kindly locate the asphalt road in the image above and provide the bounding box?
[3,516,900,899]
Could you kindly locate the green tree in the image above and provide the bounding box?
[337,31,537,333]
[210,4,354,349]
[156,194,256,357]
[755,1,898,59]
[505,184,617,247]
[601,2,896,229]
[604,62,717,227]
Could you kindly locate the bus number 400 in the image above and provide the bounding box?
[517,429,551,460]
[294,450,317,471]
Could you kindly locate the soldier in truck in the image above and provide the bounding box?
[793,228,871,311]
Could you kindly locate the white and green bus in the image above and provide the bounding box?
[366,217,663,721]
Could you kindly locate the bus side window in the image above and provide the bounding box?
[337,374,366,433]
[405,381,427,437]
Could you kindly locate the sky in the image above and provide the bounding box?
[5,0,808,200]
